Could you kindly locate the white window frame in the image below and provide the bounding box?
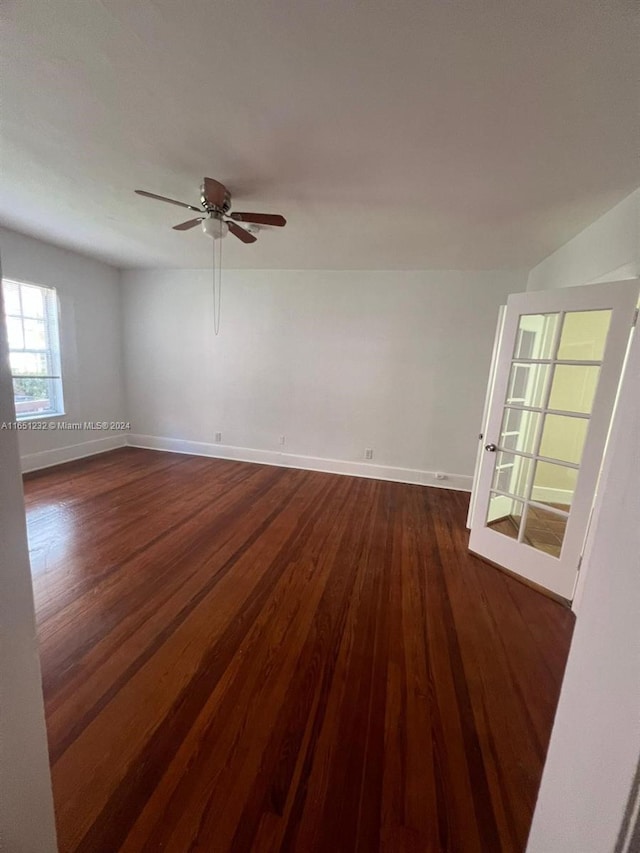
[2,278,65,420]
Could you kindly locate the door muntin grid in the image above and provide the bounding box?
[484,308,612,558]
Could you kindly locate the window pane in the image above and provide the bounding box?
[21,284,45,319]
[506,362,550,408]
[513,313,560,359]
[6,316,24,349]
[23,318,47,349]
[499,407,541,454]
[539,414,589,466]
[10,351,49,376]
[522,506,567,558]
[13,376,56,417]
[486,493,523,540]
[3,282,21,315]
[548,364,600,414]
[556,310,611,361]
[492,452,532,498]
[531,460,578,508]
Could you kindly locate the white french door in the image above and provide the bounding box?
[469,280,639,601]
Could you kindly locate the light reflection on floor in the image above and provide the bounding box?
[25,501,82,577]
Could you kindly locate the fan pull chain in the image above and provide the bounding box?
[213,233,222,336]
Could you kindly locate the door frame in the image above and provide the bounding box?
[467,305,506,530]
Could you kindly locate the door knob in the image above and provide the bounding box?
[484,443,497,452]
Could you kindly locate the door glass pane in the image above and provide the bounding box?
[548,364,600,414]
[492,452,532,498]
[486,493,524,540]
[522,506,568,558]
[539,414,589,466]
[506,362,550,408]
[531,460,578,508]
[513,313,560,359]
[556,310,612,361]
[499,407,541,454]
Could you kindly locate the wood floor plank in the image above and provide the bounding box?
[24,447,574,852]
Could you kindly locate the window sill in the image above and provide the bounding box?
[16,412,66,423]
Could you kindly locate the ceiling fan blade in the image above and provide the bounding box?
[135,189,201,212]
[202,177,228,208]
[227,221,257,244]
[230,212,286,227]
[173,218,204,231]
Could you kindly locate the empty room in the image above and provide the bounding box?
[1,2,638,852]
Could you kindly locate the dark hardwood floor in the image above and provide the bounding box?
[24,447,574,852]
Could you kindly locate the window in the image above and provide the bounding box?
[2,279,64,419]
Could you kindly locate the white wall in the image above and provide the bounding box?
[0,227,127,471]
[527,188,639,291]
[0,286,58,852]
[122,268,525,487]
[526,329,640,853]
[525,187,640,852]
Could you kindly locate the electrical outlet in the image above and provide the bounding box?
[365,448,373,460]
[214,432,222,443]
[279,435,286,446]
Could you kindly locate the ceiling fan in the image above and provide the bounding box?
[134,177,286,244]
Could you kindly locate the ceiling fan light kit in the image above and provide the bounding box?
[202,217,229,240]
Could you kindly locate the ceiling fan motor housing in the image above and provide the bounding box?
[201,184,231,213]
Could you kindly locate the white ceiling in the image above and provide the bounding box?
[1,0,638,270]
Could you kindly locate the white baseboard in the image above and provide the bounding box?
[531,485,574,505]
[126,434,473,492]
[21,435,127,474]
